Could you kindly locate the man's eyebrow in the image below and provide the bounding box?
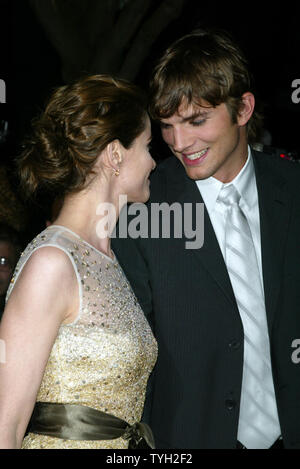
[160,109,211,126]
[180,110,210,122]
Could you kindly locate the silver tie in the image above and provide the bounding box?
[217,184,281,449]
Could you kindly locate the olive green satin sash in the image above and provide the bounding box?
[27,402,155,449]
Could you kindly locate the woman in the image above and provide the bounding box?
[0,75,157,449]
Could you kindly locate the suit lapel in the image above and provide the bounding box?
[165,158,238,310]
[253,152,292,331]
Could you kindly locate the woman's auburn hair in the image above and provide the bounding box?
[149,28,263,144]
[18,74,148,199]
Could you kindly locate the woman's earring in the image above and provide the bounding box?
[114,168,120,176]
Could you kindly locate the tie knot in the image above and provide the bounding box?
[217,184,241,207]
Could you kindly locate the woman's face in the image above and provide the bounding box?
[119,116,156,203]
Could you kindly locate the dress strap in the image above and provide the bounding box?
[27,402,155,449]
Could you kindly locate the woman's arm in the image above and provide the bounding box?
[0,246,79,448]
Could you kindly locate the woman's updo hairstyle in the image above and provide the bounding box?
[18,75,148,199]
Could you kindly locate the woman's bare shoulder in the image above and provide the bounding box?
[4,245,78,324]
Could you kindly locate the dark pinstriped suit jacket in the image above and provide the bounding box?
[112,150,300,448]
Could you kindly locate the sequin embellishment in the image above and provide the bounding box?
[6,225,157,449]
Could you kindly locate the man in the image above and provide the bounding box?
[112,29,300,448]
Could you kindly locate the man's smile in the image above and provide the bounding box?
[182,148,209,166]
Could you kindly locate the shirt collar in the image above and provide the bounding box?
[196,146,257,212]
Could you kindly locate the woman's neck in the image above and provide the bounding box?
[53,184,125,259]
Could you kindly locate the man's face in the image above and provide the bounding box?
[160,99,249,183]
[0,241,17,296]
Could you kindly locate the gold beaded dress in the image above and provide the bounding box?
[6,225,158,449]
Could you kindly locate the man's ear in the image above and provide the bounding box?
[237,92,255,126]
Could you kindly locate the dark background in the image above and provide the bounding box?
[1,0,300,158]
[0,0,299,235]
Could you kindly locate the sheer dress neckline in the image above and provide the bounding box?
[49,224,115,262]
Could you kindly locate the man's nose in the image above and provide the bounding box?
[172,128,192,153]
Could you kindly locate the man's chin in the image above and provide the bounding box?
[184,165,210,181]
[175,156,208,180]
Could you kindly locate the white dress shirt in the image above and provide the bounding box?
[196,146,264,289]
